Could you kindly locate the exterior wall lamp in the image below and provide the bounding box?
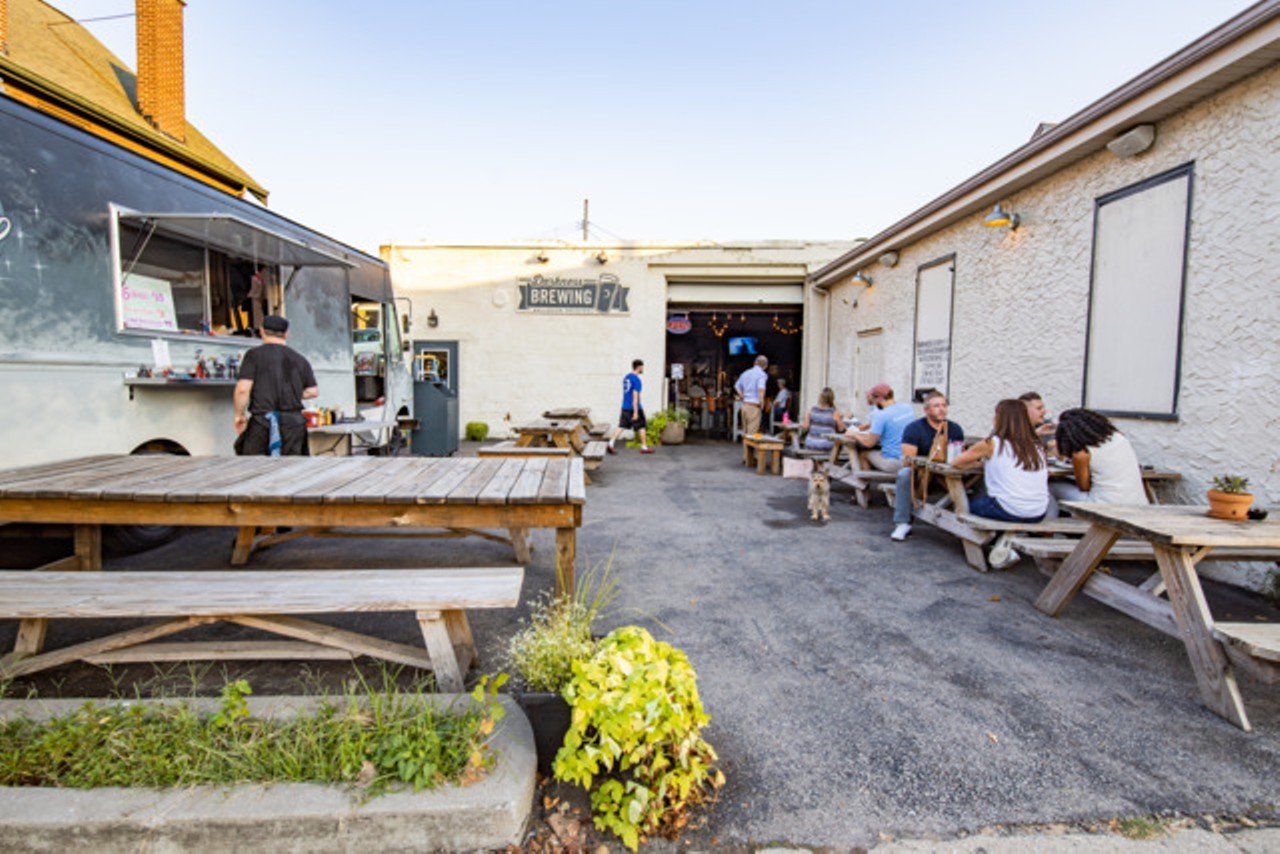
[595,250,609,264]
[851,270,873,286]
[878,251,899,268]
[427,309,439,328]
[983,203,1020,230]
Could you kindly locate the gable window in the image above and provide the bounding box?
[1083,163,1192,418]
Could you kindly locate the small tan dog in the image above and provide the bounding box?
[808,461,831,523]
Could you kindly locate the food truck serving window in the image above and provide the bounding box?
[112,210,352,337]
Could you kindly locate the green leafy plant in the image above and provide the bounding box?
[465,421,490,442]
[507,553,620,693]
[626,408,688,448]
[1212,474,1250,494]
[0,673,506,794]
[553,626,724,850]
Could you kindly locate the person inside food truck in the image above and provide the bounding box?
[233,314,319,456]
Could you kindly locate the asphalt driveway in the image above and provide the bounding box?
[2,440,1277,847]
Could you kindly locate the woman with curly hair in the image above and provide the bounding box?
[1052,408,1148,505]
[951,398,1050,522]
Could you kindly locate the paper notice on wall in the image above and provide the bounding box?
[151,338,172,371]
[122,274,179,332]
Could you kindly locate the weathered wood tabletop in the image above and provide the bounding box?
[1034,502,1280,730]
[514,418,587,452]
[0,454,585,595]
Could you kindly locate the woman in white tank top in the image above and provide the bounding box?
[952,399,1050,522]
[1052,409,1148,506]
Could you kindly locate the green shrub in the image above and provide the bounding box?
[625,408,688,448]
[506,554,620,693]
[507,597,597,693]
[465,422,489,442]
[553,626,723,850]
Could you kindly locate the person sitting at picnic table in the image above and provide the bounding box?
[951,398,1050,523]
[772,378,792,425]
[801,387,846,453]
[1019,390,1058,454]
[1050,408,1148,505]
[848,383,915,472]
[889,390,964,541]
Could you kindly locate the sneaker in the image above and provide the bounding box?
[606,444,616,455]
[988,545,1021,570]
[890,523,912,541]
[640,447,655,454]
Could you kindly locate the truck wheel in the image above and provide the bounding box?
[102,442,187,555]
[103,523,180,555]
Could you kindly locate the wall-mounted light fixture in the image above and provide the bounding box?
[534,250,549,263]
[1106,124,1156,159]
[878,251,899,268]
[983,203,1020,230]
[851,270,873,286]
[427,309,439,328]
[595,250,609,264]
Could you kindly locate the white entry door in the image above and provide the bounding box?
[854,329,884,408]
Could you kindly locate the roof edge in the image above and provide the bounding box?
[0,56,268,202]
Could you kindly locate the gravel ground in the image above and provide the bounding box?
[3,439,1278,849]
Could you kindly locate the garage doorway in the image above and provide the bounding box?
[665,305,803,438]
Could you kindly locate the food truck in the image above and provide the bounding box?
[0,96,413,494]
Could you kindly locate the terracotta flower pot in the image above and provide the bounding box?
[660,422,685,445]
[1206,489,1253,521]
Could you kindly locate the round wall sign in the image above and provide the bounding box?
[667,315,692,335]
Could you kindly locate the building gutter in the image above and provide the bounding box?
[810,0,1280,289]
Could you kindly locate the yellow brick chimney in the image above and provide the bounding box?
[135,0,185,141]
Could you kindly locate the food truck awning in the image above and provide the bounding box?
[120,212,354,268]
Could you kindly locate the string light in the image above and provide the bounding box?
[771,314,801,335]
[708,311,729,338]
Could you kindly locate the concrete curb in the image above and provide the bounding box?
[0,694,535,852]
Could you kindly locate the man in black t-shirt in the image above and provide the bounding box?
[233,314,319,456]
[890,390,964,541]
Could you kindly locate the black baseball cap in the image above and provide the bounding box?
[262,314,289,333]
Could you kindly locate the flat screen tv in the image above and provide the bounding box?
[728,336,759,356]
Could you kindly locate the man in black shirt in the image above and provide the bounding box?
[891,390,964,541]
[233,314,318,456]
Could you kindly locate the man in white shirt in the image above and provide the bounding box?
[734,355,769,436]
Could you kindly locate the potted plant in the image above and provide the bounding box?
[464,421,489,442]
[506,558,617,774]
[553,626,724,850]
[658,407,690,445]
[1207,474,1253,520]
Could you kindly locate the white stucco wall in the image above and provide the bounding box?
[819,63,1280,588]
[383,242,852,437]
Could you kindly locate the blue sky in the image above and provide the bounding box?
[68,0,1256,252]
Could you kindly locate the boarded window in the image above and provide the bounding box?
[913,257,954,400]
[1084,164,1192,417]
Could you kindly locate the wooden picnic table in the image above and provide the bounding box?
[905,457,1182,571]
[1033,503,1280,731]
[0,454,585,596]
[514,417,587,453]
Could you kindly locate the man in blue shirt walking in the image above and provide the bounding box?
[608,359,654,454]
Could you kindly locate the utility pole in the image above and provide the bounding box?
[582,198,589,242]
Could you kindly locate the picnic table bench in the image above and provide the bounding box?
[0,567,522,691]
[1031,503,1280,730]
[515,417,587,453]
[742,434,785,475]
[905,457,1182,572]
[0,454,585,596]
